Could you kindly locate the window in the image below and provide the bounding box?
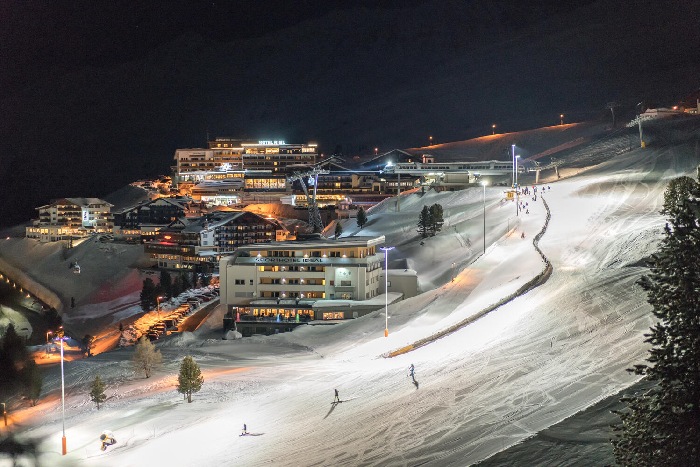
[250,279,254,285]
[234,279,244,285]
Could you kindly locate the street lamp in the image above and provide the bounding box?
[379,246,394,337]
[492,124,496,135]
[451,262,456,282]
[1,402,6,426]
[515,155,521,188]
[482,180,488,253]
[46,331,53,356]
[56,326,67,455]
[560,114,564,125]
[429,135,433,146]
[157,295,165,319]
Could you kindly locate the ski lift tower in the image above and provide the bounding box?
[287,167,329,233]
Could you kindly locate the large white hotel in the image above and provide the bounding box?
[219,234,393,321]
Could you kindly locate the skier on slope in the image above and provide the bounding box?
[241,423,248,436]
[409,364,415,379]
[100,431,117,451]
[333,388,340,403]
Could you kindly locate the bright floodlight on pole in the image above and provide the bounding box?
[482,180,488,254]
[511,144,516,188]
[380,246,394,337]
[56,326,67,455]
[157,295,164,318]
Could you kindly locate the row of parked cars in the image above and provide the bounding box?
[146,287,220,341]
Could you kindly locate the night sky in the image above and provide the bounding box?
[1,0,699,227]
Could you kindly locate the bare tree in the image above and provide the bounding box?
[132,337,162,379]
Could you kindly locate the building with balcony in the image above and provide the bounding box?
[112,197,190,242]
[144,211,289,271]
[173,139,318,193]
[219,234,398,323]
[26,198,114,242]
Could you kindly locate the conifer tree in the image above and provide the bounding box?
[140,278,157,311]
[334,222,343,239]
[177,356,204,403]
[159,270,173,299]
[356,207,367,230]
[22,359,42,406]
[429,203,444,236]
[612,176,700,466]
[132,336,162,378]
[417,205,432,238]
[89,375,107,410]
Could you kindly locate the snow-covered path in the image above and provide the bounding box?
[18,142,697,466]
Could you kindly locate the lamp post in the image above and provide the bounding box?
[560,114,564,125]
[482,180,488,253]
[515,155,521,188]
[1,402,6,426]
[46,331,52,356]
[379,246,394,337]
[492,124,496,135]
[511,144,515,188]
[429,135,433,146]
[156,296,164,319]
[451,262,456,282]
[56,326,67,455]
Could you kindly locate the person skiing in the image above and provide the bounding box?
[100,431,117,451]
[333,388,340,403]
[521,232,525,239]
[241,423,248,436]
[409,364,415,379]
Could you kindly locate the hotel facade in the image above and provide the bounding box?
[219,235,388,321]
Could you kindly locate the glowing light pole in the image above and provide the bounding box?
[56,326,67,455]
[511,144,516,188]
[1,402,6,426]
[156,296,165,319]
[492,124,496,135]
[380,246,394,337]
[451,262,456,282]
[482,180,488,253]
[560,114,564,125]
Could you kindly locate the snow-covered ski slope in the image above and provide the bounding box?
[23,119,700,466]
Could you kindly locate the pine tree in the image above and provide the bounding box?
[612,176,700,466]
[172,275,183,297]
[429,203,444,236]
[177,355,204,403]
[132,336,162,378]
[140,278,157,311]
[159,270,173,299]
[334,222,343,239]
[22,359,42,406]
[89,375,107,410]
[417,205,432,238]
[356,207,367,230]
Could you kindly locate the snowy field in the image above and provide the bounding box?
[8,128,700,466]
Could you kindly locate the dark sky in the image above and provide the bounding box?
[1,0,699,227]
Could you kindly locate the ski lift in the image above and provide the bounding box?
[73,263,81,274]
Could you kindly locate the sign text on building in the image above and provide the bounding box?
[258,140,285,145]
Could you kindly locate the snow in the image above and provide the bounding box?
[5,121,699,466]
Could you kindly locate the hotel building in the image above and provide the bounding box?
[219,234,390,321]
[26,198,114,242]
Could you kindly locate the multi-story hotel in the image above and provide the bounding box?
[145,211,290,271]
[219,234,390,321]
[173,139,318,191]
[26,198,114,242]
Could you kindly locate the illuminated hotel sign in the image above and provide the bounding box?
[255,257,325,263]
[258,140,285,145]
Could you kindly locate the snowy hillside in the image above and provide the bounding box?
[8,117,700,466]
